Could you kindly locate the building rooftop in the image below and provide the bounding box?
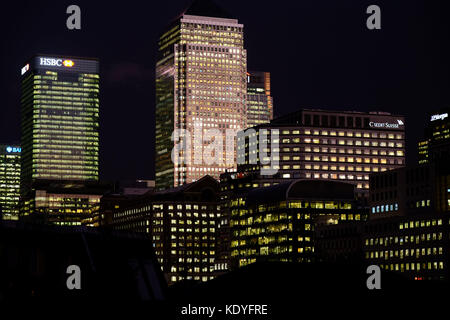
[246,179,355,205]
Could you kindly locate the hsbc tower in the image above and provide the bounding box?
[19,55,101,222]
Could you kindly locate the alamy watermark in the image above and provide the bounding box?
[171,121,279,175]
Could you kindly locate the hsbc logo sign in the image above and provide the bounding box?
[40,58,63,66]
[39,57,74,68]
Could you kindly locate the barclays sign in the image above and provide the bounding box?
[5,146,21,153]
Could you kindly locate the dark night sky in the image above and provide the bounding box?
[1,0,449,182]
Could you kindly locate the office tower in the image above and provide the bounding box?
[418,109,450,164]
[246,71,273,127]
[156,0,247,190]
[20,55,101,223]
[238,109,406,201]
[108,176,220,285]
[0,145,21,220]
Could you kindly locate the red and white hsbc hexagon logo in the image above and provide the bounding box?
[39,57,74,67]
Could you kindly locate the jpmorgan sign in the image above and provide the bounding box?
[39,57,74,68]
[369,119,404,129]
[430,113,448,122]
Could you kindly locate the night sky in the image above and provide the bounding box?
[1,0,449,182]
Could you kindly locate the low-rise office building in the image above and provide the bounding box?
[364,214,450,281]
[109,176,220,285]
[237,109,406,203]
[20,180,108,226]
[369,159,450,219]
[227,179,367,269]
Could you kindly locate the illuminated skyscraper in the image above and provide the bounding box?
[20,55,101,223]
[246,71,273,128]
[418,109,450,164]
[156,0,247,190]
[0,145,21,220]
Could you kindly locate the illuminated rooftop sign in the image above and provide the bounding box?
[430,113,448,122]
[21,63,29,75]
[5,146,21,153]
[39,57,75,68]
[369,119,404,129]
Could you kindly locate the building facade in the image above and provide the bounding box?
[315,109,450,282]
[316,213,450,281]
[246,71,273,127]
[226,179,365,269]
[418,109,450,164]
[20,55,100,223]
[237,109,406,202]
[0,145,21,220]
[155,0,247,190]
[363,214,450,281]
[109,176,220,285]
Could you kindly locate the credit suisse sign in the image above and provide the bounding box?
[369,119,404,129]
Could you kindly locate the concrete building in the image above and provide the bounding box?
[237,109,406,202]
[107,176,220,285]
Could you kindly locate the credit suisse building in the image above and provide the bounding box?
[237,109,406,203]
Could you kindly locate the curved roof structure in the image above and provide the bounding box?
[246,180,355,205]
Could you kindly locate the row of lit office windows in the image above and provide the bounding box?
[284,129,403,139]
[367,247,443,260]
[33,121,99,128]
[371,203,399,213]
[35,97,99,103]
[34,90,98,97]
[365,233,443,247]
[378,262,444,272]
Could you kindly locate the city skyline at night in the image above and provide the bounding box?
[1,0,449,182]
[0,0,450,310]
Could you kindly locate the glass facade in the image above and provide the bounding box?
[21,56,99,184]
[418,109,450,164]
[226,180,363,268]
[0,145,21,220]
[246,71,273,128]
[156,13,247,190]
[20,56,100,220]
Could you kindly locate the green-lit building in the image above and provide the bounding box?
[225,178,366,269]
[0,145,21,220]
[20,55,101,223]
